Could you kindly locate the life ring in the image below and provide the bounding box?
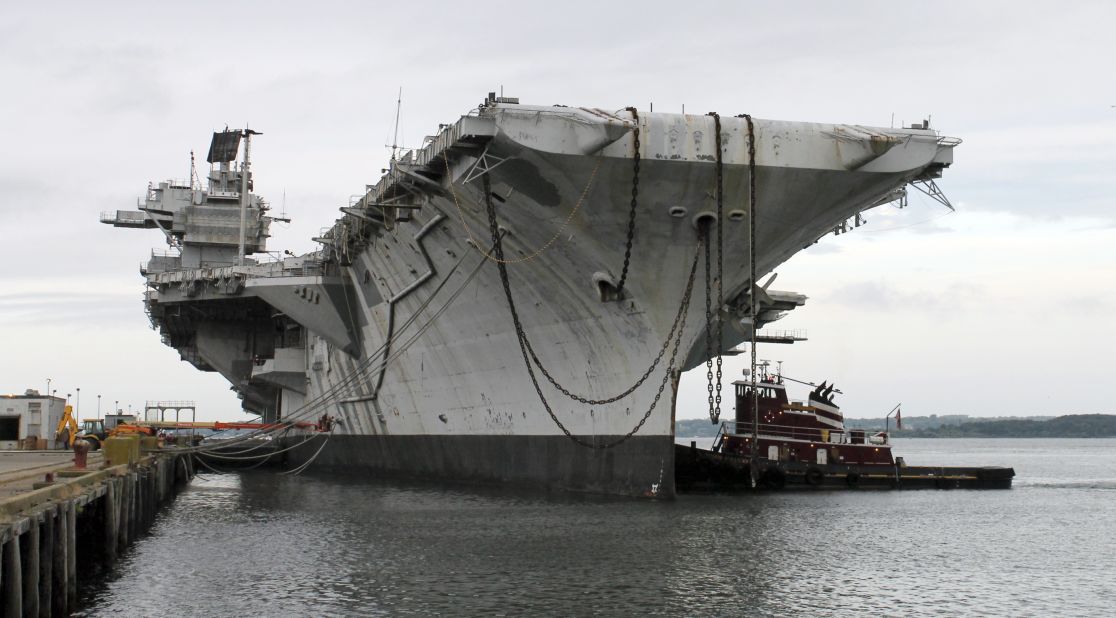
[805,467,825,486]
[846,472,861,488]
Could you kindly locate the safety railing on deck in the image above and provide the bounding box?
[100,210,147,225]
[754,328,808,342]
[249,259,325,278]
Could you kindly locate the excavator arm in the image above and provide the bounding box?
[54,405,78,448]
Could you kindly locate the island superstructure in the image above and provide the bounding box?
[102,94,958,497]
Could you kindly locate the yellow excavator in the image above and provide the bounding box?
[55,405,78,448]
[54,405,109,449]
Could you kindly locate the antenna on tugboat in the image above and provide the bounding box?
[884,403,902,434]
[780,374,843,395]
[758,359,771,381]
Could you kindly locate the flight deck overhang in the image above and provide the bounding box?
[245,276,366,357]
[145,257,368,358]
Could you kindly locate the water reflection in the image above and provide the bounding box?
[78,439,1116,616]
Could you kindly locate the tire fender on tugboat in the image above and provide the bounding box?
[760,465,787,490]
[846,472,861,488]
[805,467,825,486]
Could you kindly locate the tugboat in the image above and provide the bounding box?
[676,363,1014,491]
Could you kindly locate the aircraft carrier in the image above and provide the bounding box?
[102,93,958,497]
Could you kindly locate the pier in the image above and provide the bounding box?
[0,447,193,615]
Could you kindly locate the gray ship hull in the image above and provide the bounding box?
[284,434,675,496]
[107,98,958,497]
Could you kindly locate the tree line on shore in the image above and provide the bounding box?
[675,414,1116,438]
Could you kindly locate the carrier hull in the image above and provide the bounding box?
[285,434,675,496]
[106,98,958,497]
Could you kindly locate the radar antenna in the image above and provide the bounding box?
[272,188,291,225]
[189,150,201,191]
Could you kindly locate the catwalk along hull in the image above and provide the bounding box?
[107,99,957,497]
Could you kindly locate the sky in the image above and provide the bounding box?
[0,2,1112,422]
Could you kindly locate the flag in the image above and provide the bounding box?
[895,408,903,430]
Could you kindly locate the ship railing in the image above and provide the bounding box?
[755,328,808,342]
[248,259,326,278]
[101,210,147,225]
[253,251,289,264]
[357,115,497,208]
[144,251,182,275]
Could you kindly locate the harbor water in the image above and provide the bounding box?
[76,439,1115,616]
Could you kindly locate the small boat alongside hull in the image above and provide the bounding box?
[676,365,1014,492]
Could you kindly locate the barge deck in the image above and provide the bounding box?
[675,442,1015,492]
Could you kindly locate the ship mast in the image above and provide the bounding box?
[237,128,260,266]
[390,87,402,162]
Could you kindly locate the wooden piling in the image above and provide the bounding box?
[38,509,52,618]
[65,502,76,610]
[141,470,150,529]
[129,472,137,545]
[127,472,135,545]
[21,518,39,617]
[103,481,117,565]
[0,453,192,614]
[119,476,130,550]
[51,508,66,617]
[4,535,22,617]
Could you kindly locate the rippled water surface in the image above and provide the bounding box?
[77,439,1116,616]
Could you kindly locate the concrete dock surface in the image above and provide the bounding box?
[0,451,105,498]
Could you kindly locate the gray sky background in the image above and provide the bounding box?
[1,2,1112,421]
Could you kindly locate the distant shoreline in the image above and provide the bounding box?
[675,414,1116,439]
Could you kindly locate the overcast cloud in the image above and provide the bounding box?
[1,1,1112,420]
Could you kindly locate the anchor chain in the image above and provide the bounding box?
[462,112,682,406]
[615,107,641,297]
[704,221,714,421]
[714,115,724,424]
[530,246,696,406]
[485,173,699,449]
[471,113,685,407]
[700,110,727,421]
[738,113,760,458]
